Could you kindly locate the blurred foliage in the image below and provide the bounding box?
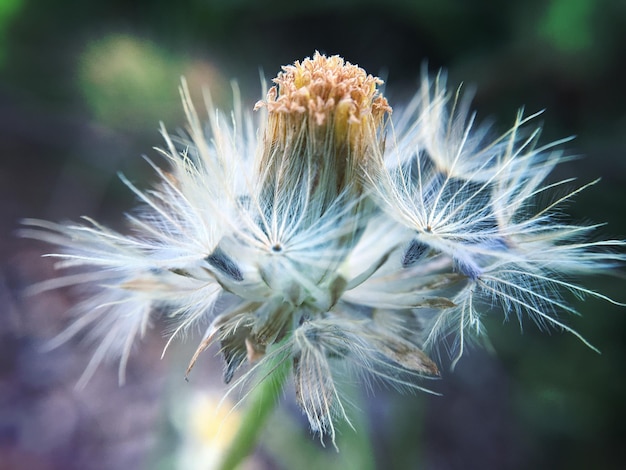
[2,0,625,469]
[538,0,594,52]
[77,34,183,130]
[0,0,23,65]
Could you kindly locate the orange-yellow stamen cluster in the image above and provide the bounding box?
[255,51,391,129]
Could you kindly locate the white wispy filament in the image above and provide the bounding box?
[22,53,625,442]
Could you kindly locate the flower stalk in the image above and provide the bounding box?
[218,350,291,470]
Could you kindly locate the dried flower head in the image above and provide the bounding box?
[22,52,625,444]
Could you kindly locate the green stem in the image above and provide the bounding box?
[217,354,291,470]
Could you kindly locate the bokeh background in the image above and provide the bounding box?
[1,1,625,469]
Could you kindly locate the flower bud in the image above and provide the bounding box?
[255,52,391,221]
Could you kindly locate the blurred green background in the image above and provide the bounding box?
[1,1,625,469]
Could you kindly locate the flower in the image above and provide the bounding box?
[22,52,625,443]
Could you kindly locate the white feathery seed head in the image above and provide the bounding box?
[22,52,625,443]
